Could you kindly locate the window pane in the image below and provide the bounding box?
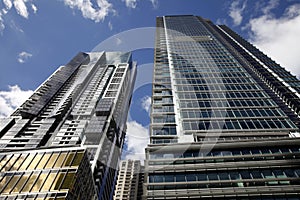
[45,153,59,169]
[62,152,75,167]
[31,173,48,192]
[2,175,21,194]
[0,175,12,192]
[36,153,51,169]
[19,154,35,171]
[1,155,19,172]
[40,173,57,192]
[50,172,66,191]
[11,174,29,193]
[22,173,38,192]
[54,153,67,168]
[27,154,43,170]
[176,174,185,182]
[186,174,196,181]
[61,172,76,190]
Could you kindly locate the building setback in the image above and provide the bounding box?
[114,160,144,200]
[0,51,136,200]
[143,15,300,199]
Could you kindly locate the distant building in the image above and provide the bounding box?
[114,160,144,200]
[0,51,136,199]
[143,15,300,199]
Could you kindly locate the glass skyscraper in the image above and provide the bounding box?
[0,51,136,199]
[144,15,300,199]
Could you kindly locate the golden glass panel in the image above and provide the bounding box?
[27,154,43,170]
[2,175,21,194]
[0,156,7,170]
[19,154,35,171]
[1,154,19,172]
[31,173,48,192]
[11,155,26,171]
[0,175,12,191]
[62,152,75,167]
[53,153,67,168]
[60,172,75,190]
[11,174,30,193]
[36,153,51,169]
[0,155,11,171]
[45,153,59,169]
[21,173,38,192]
[50,172,65,191]
[71,152,84,167]
[40,173,57,192]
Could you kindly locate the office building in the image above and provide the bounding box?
[114,160,144,200]
[0,51,136,199]
[144,15,300,199]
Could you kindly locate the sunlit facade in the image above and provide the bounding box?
[0,147,95,199]
[0,51,136,199]
[114,160,144,200]
[144,15,300,199]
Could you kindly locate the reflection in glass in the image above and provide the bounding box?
[31,173,48,192]
[27,154,43,170]
[36,153,51,169]
[19,154,35,170]
[51,172,65,191]
[11,174,29,193]
[41,173,57,191]
[45,153,59,169]
[54,153,67,168]
[22,173,38,192]
[2,175,21,194]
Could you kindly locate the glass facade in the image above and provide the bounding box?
[0,148,95,199]
[0,52,137,200]
[144,15,300,199]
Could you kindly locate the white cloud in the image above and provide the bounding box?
[229,0,247,26]
[13,0,29,19]
[0,13,4,33]
[3,0,13,10]
[17,51,32,63]
[124,121,149,161]
[216,18,227,25]
[123,0,158,9]
[0,0,38,33]
[247,3,300,76]
[63,0,115,22]
[141,96,151,113]
[261,0,279,15]
[31,3,37,14]
[150,0,158,9]
[10,19,24,32]
[0,85,33,117]
[123,0,137,9]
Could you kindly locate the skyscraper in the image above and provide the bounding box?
[114,160,144,200]
[0,51,136,199]
[144,15,300,199]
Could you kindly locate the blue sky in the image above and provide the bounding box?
[0,0,300,160]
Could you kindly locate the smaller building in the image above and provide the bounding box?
[0,147,96,199]
[114,160,144,200]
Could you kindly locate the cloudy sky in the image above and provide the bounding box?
[0,0,300,161]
